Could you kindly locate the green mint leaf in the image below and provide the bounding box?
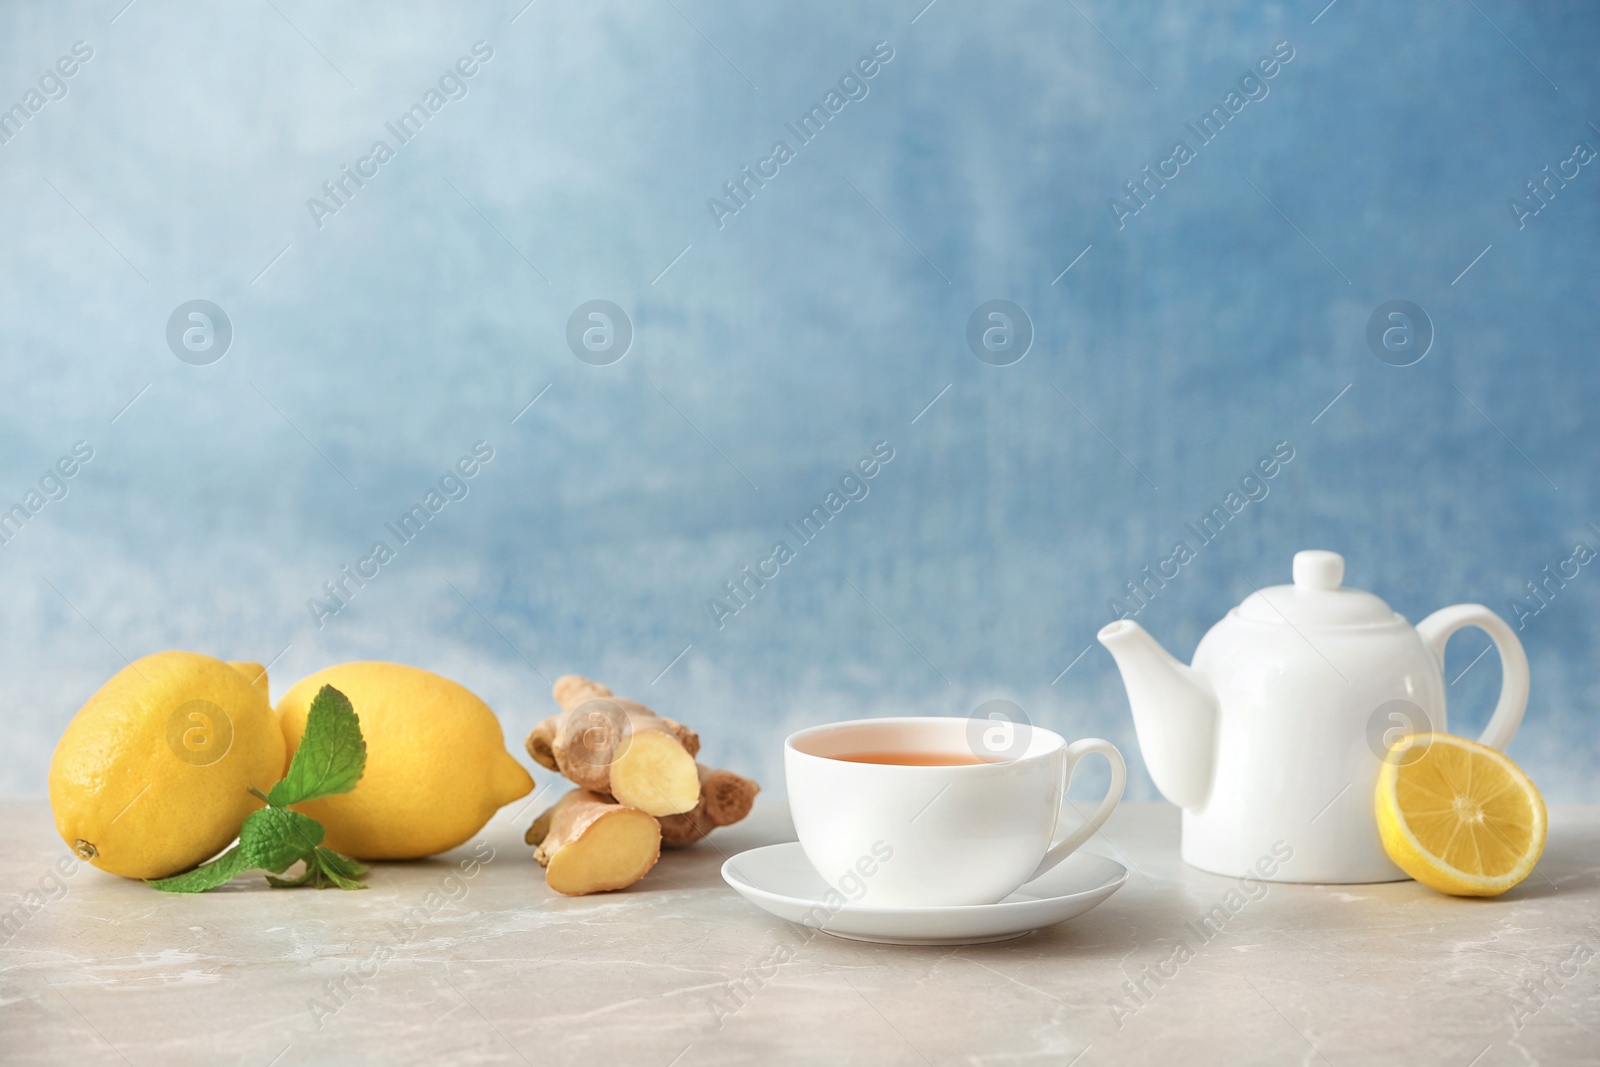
[240,806,325,874]
[268,684,367,808]
[265,868,315,888]
[147,845,250,893]
[313,848,368,880]
[265,848,368,890]
[312,847,368,888]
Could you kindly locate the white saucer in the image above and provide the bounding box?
[720,843,1128,946]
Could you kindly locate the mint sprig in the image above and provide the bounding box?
[149,685,368,893]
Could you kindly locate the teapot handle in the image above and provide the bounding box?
[1415,604,1529,750]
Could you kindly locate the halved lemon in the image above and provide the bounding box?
[1376,733,1546,897]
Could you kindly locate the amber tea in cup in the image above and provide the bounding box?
[826,750,987,767]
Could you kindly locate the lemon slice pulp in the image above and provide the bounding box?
[1375,733,1547,897]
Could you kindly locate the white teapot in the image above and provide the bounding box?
[1098,550,1529,883]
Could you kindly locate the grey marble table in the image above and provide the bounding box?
[3,799,1597,1066]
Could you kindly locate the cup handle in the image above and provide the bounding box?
[1415,603,1529,750]
[1030,738,1126,881]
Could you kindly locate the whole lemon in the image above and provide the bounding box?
[49,652,287,880]
[275,662,533,859]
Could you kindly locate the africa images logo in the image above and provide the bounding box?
[1108,40,1295,229]
[706,42,895,229]
[706,441,895,630]
[305,41,494,229]
[0,40,93,148]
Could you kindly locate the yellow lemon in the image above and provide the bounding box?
[275,662,533,859]
[1376,733,1547,897]
[228,661,270,702]
[49,652,286,880]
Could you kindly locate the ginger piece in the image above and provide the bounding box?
[658,764,760,848]
[525,675,701,817]
[608,732,701,816]
[526,790,661,895]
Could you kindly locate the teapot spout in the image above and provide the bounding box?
[1097,620,1217,810]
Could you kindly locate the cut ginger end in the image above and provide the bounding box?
[545,809,662,895]
[609,730,701,816]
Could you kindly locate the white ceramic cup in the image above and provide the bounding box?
[785,717,1126,908]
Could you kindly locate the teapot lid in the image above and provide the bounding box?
[1236,551,1399,627]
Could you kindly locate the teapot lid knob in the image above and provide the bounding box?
[1293,550,1344,591]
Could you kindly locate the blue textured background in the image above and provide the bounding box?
[2,1,1595,802]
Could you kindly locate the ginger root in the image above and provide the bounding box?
[526,790,661,895]
[522,675,761,893]
[525,675,701,817]
[658,764,760,848]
